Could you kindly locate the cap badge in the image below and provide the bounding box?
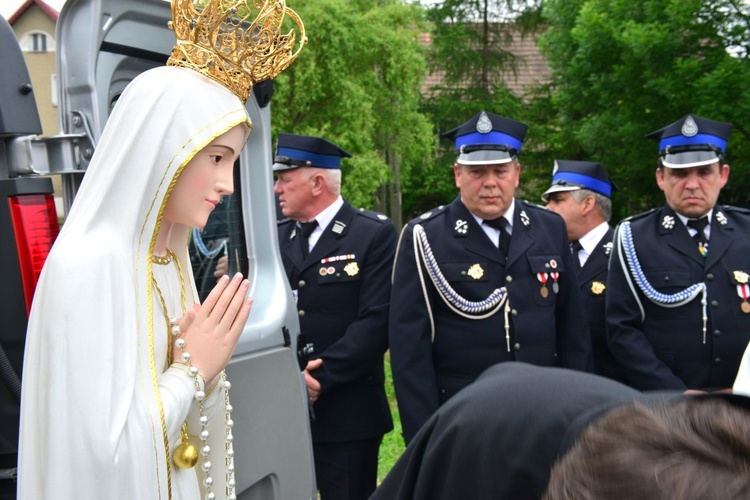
[344,262,359,276]
[734,270,749,284]
[716,211,728,226]
[454,219,469,235]
[591,281,606,295]
[467,264,484,280]
[661,215,675,229]
[476,111,493,134]
[520,211,530,227]
[603,242,613,255]
[681,116,698,137]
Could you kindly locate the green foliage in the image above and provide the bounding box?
[272,0,434,213]
[378,351,405,482]
[538,0,750,220]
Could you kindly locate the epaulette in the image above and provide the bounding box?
[411,204,448,224]
[721,205,750,215]
[620,207,658,223]
[356,207,391,223]
[277,217,293,226]
[520,199,547,211]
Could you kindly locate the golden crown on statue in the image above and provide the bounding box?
[167,0,306,104]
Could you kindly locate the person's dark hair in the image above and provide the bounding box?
[544,398,750,500]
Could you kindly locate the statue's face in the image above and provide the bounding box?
[164,124,248,229]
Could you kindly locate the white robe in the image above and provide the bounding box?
[18,66,251,499]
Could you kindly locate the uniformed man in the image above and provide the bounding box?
[607,114,750,391]
[273,133,396,500]
[543,160,627,383]
[388,111,593,444]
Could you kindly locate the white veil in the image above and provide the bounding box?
[18,65,251,499]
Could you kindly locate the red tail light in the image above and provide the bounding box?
[8,194,60,314]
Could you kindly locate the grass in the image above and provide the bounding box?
[378,351,406,482]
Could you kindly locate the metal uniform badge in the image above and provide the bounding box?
[537,273,549,298]
[681,116,698,137]
[332,221,346,234]
[476,111,493,133]
[520,211,530,227]
[467,264,484,280]
[735,270,750,313]
[344,262,359,276]
[661,215,675,229]
[454,219,469,235]
[603,242,613,256]
[716,211,728,225]
[591,281,606,295]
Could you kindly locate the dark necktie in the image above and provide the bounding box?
[686,217,709,257]
[298,220,318,259]
[484,218,510,256]
[571,240,583,273]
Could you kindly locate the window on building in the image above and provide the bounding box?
[20,31,56,53]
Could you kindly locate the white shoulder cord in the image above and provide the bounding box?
[617,221,708,343]
[413,224,510,347]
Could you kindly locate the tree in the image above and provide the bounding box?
[272,0,433,226]
[538,0,750,220]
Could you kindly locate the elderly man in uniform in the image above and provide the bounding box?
[389,111,593,444]
[273,133,396,500]
[543,160,627,383]
[607,114,750,391]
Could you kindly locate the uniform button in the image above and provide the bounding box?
[705,273,714,281]
[506,276,513,283]
[298,280,306,288]
[439,388,446,395]
[713,329,721,338]
[663,276,670,282]
[298,310,305,317]
[461,270,467,276]
[714,357,721,365]
[511,309,518,317]
[514,343,521,351]
[711,300,719,308]
[336,273,341,278]
[545,263,550,269]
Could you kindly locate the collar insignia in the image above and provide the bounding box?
[332,221,346,234]
[661,215,675,229]
[716,211,728,226]
[603,242,613,255]
[454,219,469,235]
[520,210,530,227]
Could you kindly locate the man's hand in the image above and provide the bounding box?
[304,358,323,403]
[213,255,229,278]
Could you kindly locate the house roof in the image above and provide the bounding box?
[8,0,59,25]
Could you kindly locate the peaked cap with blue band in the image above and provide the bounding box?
[442,111,529,165]
[542,160,617,201]
[273,133,352,171]
[646,114,732,169]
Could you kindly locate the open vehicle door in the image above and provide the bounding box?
[1,0,315,498]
